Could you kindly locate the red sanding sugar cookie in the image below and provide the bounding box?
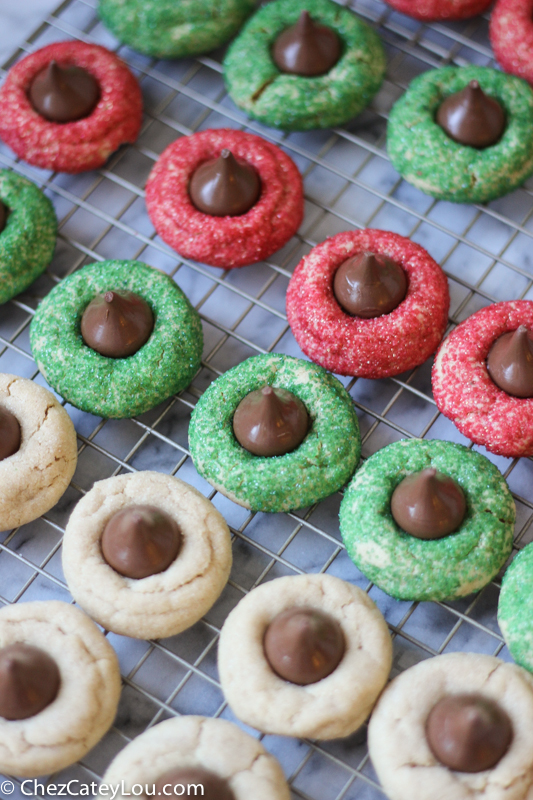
[385,0,492,20]
[145,128,304,269]
[490,0,533,85]
[286,229,449,379]
[0,41,142,174]
[433,301,533,458]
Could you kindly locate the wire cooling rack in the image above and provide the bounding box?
[2,0,533,797]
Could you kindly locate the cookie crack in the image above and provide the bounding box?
[4,377,18,397]
[251,76,276,103]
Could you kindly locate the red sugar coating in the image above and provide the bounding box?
[490,0,533,85]
[385,0,491,20]
[0,42,142,174]
[145,129,304,269]
[432,301,533,458]
[286,230,449,379]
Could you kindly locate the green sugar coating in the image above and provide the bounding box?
[387,65,533,204]
[0,170,57,305]
[30,260,203,419]
[499,545,533,673]
[188,353,361,512]
[339,438,515,602]
[223,0,385,131]
[98,0,255,59]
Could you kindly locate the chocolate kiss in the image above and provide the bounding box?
[81,290,154,359]
[487,325,533,398]
[29,60,100,123]
[0,406,21,462]
[154,768,235,800]
[189,149,261,217]
[426,694,513,773]
[264,606,345,685]
[0,200,7,235]
[391,468,466,540]
[436,80,506,149]
[272,10,342,76]
[0,643,60,720]
[232,385,309,457]
[333,251,408,318]
[101,505,182,580]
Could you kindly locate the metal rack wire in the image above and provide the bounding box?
[1,0,532,797]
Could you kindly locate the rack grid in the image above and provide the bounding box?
[1,0,532,797]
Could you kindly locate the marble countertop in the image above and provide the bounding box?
[0,0,60,65]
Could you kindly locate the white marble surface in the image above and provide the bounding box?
[0,0,59,65]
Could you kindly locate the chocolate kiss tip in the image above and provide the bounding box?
[104,291,115,303]
[261,385,274,395]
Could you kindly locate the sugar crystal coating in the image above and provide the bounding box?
[432,300,533,457]
[224,0,386,131]
[0,41,142,174]
[286,229,449,379]
[340,438,515,602]
[0,169,57,305]
[189,353,361,512]
[146,128,303,268]
[387,65,533,204]
[30,260,203,419]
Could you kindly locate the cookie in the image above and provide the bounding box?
[217,573,392,740]
[498,544,533,674]
[0,170,56,305]
[145,128,304,269]
[223,0,385,131]
[0,600,121,778]
[0,41,142,174]
[432,300,533,457]
[387,66,533,203]
[188,353,361,513]
[103,715,291,800]
[62,471,232,640]
[0,374,78,532]
[98,0,256,59]
[339,438,515,602]
[490,0,533,87]
[368,653,533,800]
[29,259,203,419]
[385,0,492,20]
[286,229,449,379]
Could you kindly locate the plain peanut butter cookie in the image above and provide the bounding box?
[368,653,533,800]
[0,600,121,778]
[62,471,232,640]
[103,715,291,800]
[0,374,78,532]
[218,574,392,740]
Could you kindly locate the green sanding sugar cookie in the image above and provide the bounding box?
[98,0,256,59]
[0,170,56,305]
[30,260,203,419]
[387,65,533,204]
[499,545,533,673]
[339,438,515,602]
[189,353,361,512]
[223,0,385,131]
